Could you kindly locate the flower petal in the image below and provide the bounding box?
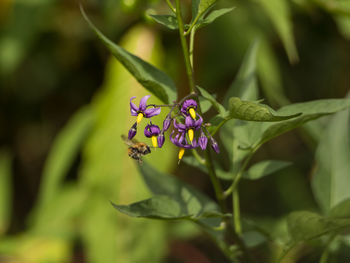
[130,96,138,116]
[173,119,186,132]
[144,107,161,118]
[185,116,194,128]
[139,95,150,111]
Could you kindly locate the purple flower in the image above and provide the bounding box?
[181,99,197,119]
[144,123,161,148]
[170,131,198,162]
[210,137,220,154]
[198,131,208,150]
[173,115,203,143]
[158,132,165,148]
[130,95,161,124]
[128,122,137,140]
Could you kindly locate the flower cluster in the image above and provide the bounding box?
[127,95,219,162]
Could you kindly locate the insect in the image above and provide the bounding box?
[121,135,151,164]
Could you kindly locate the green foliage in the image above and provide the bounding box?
[197,85,226,116]
[243,160,291,180]
[192,0,217,21]
[80,6,177,104]
[195,7,235,29]
[227,97,301,122]
[258,0,298,63]
[0,150,12,235]
[35,107,94,211]
[312,105,350,213]
[149,14,178,30]
[257,98,350,146]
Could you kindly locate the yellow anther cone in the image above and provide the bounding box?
[189,108,196,119]
[188,129,194,143]
[178,148,185,163]
[136,113,144,124]
[151,136,158,148]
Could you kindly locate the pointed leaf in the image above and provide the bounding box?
[80,6,177,104]
[311,105,350,213]
[192,0,217,21]
[197,86,226,116]
[329,199,350,219]
[112,196,189,219]
[137,162,220,217]
[243,160,291,180]
[227,97,301,122]
[196,7,235,29]
[149,15,178,30]
[258,98,350,146]
[223,41,259,107]
[258,0,298,63]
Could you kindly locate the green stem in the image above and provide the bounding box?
[189,28,196,68]
[165,0,176,13]
[233,189,242,235]
[175,0,196,93]
[184,13,201,36]
[223,146,258,198]
[319,234,337,263]
[191,149,206,165]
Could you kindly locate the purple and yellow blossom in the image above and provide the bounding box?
[144,123,161,148]
[173,115,203,143]
[130,95,161,124]
[181,99,197,119]
[170,131,198,162]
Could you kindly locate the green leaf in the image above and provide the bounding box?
[243,160,291,180]
[258,0,298,63]
[149,15,178,30]
[227,97,301,122]
[0,150,12,235]
[111,162,220,219]
[287,211,350,243]
[112,195,193,219]
[329,199,350,219]
[36,107,94,210]
[196,7,235,29]
[311,104,350,213]
[80,5,177,104]
[197,86,226,116]
[258,98,350,146]
[192,0,217,21]
[223,41,259,107]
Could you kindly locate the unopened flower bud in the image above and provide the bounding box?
[128,122,137,140]
[163,116,171,131]
[210,137,220,154]
[158,133,165,148]
[198,132,208,150]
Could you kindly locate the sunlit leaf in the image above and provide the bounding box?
[149,14,178,30]
[227,97,301,122]
[243,160,291,180]
[311,105,350,213]
[258,0,298,63]
[197,86,226,116]
[0,150,11,235]
[80,5,177,104]
[329,198,350,219]
[36,107,94,210]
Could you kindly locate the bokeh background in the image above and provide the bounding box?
[0,0,349,262]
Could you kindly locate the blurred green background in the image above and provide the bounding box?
[0,0,349,262]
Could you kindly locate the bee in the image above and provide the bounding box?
[121,135,151,164]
